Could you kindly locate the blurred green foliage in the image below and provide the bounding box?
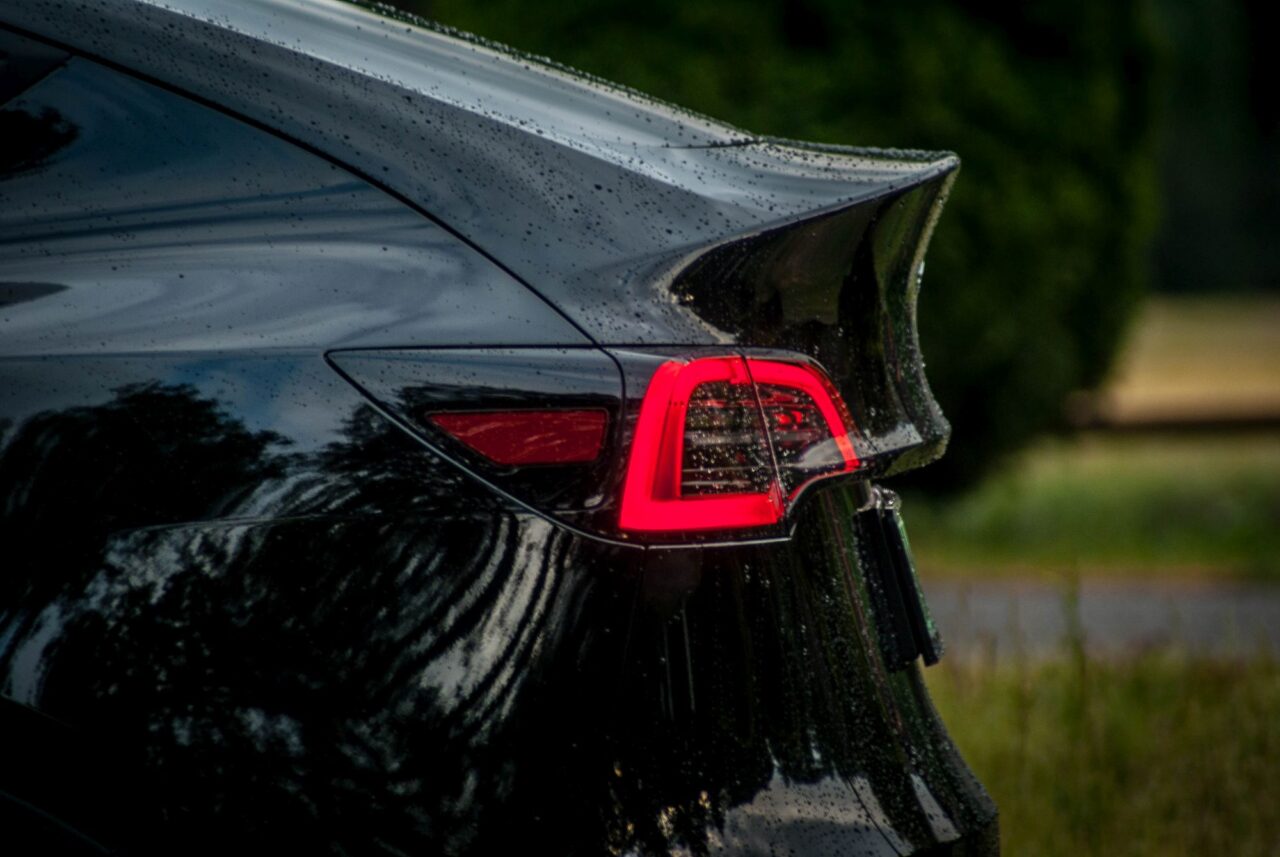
[1151,0,1280,293]
[401,0,1162,487]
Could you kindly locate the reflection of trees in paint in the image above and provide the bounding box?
[0,381,605,852]
[0,381,968,854]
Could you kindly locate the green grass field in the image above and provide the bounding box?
[910,296,1280,854]
[902,295,1280,581]
[901,295,1280,583]
[927,651,1280,856]
[903,431,1280,580]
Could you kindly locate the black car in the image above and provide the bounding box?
[0,1,996,854]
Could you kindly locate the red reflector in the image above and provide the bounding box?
[427,410,606,465]
[619,356,858,533]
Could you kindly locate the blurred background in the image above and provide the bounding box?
[389,1,1279,853]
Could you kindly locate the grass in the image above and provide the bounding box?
[901,430,1280,580]
[927,649,1280,857]
[911,296,1280,853]
[901,294,1280,581]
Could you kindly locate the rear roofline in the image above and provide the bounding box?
[4,0,959,478]
[1,2,956,338]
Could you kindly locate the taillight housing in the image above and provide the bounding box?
[618,355,858,534]
[330,347,862,544]
[328,348,623,519]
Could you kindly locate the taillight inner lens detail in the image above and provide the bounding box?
[748,360,859,498]
[428,409,607,465]
[620,356,858,533]
[681,378,774,497]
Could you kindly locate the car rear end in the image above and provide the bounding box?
[322,161,997,856]
[0,1,996,853]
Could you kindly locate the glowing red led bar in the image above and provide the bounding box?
[620,357,782,531]
[745,359,859,498]
[428,409,606,465]
[618,356,858,533]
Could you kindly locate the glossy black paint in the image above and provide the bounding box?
[0,29,67,105]
[5,0,955,476]
[0,3,995,854]
[0,57,583,354]
[0,358,993,854]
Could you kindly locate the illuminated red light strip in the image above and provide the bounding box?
[619,355,857,533]
[620,357,783,531]
[426,357,857,533]
[745,359,859,498]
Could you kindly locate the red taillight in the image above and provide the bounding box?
[747,360,858,498]
[619,357,783,532]
[619,356,858,533]
[428,409,607,465]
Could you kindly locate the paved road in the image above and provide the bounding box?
[920,578,1280,660]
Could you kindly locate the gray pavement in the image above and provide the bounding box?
[920,578,1280,661]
